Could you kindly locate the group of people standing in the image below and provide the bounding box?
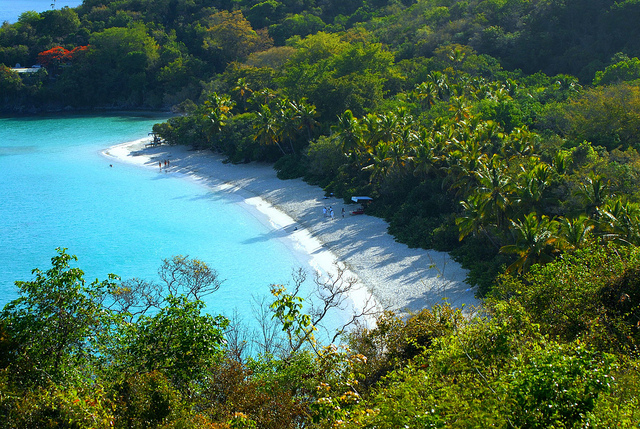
[323,206,345,220]
[159,159,170,170]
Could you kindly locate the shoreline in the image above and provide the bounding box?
[104,138,479,316]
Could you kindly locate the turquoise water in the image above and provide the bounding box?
[0,114,310,321]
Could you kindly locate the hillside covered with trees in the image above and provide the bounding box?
[0,246,638,427]
[2,0,640,109]
[2,0,640,426]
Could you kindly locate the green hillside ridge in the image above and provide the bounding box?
[2,0,640,426]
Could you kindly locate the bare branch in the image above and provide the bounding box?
[158,255,224,301]
[328,288,380,344]
[251,294,288,356]
[271,262,384,354]
[224,308,251,362]
[290,267,307,296]
[309,262,359,327]
[108,278,163,320]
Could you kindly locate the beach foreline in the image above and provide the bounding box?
[103,138,479,315]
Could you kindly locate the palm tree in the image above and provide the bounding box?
[426,71,449,100]
[385,139,412,175]
[473,155,515,229]
[597,199,640,245]
[203,92,235,139]
[449,73,473,98]
[366,110,416,178]
[457,194,487,238]
[254,104,286,155]
[273,97,300,154]
[514,162,552,215]
[471,77,493,101]
[332,110,362,159]
[449,96,470,122]
[447,141,489,198]
[414,81,439,110]
[500,213,561,274]
[250,87,277,107]
[360,113,382,147]
[291,98,319,142]
[362,141,390,185]
[488,85,512,103]
[446,151,484,198]
[232,77,252,111]
[502,126,537,159]
[448,46,466,65]
[551,150,571,175]
[576,174,610,217]
[558,215,594,251]
[410,138,440,179]
[503,78,520,97]
[376,111,401,144]
[474,120,504,155]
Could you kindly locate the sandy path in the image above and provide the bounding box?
[104,139,479,314]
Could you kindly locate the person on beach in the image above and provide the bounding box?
[342,207,345,218]
[330,208,334,220]
[159,161,162,169]
[323,206,327,217]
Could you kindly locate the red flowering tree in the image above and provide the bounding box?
[37,46,69,69]
[37,45,89,73]
[65,45,89,62]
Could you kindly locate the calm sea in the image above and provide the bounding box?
[0,0,83,24]
[0,114,318,326]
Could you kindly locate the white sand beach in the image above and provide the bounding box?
[104,138,479,315]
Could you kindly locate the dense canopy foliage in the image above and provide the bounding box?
[1,246,638,427]
[2,0,640,108]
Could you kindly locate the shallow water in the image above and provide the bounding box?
[0,114,314,325]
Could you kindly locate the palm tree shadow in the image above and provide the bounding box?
[241,226,294,244]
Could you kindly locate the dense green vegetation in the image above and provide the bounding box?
[2,0,640,108]
[150,42,640,294]
[1,247,638,427]
[3,0,640,425]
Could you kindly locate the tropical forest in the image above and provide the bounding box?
[1,0,640,427]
